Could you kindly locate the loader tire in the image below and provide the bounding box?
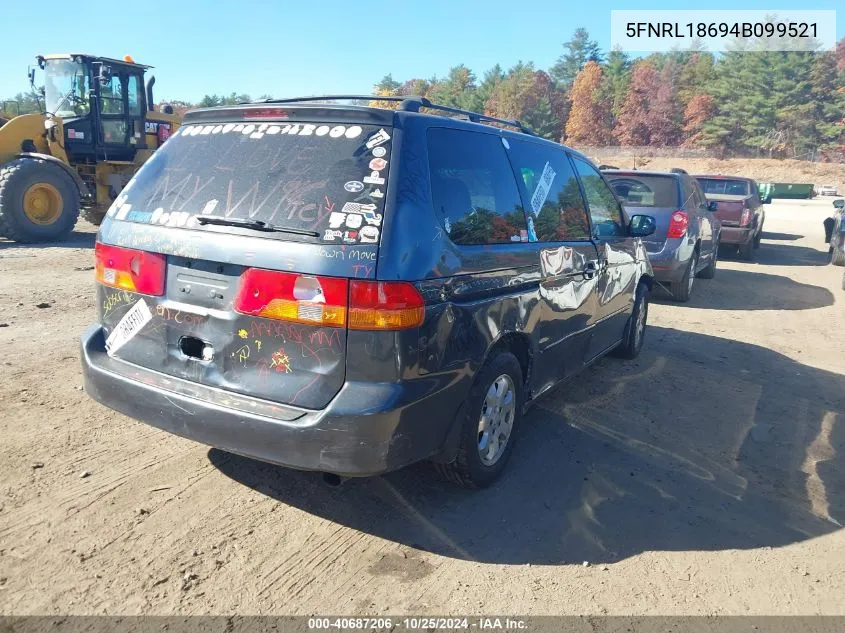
[0,158,80,243]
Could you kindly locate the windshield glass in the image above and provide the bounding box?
[605,174,679,207]
[111,121,392,245]
[44,59,90,117]
[696,178,750,196]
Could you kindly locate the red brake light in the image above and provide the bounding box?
[95,242,166,296]
[740,208,752,227]
[234,269,348,327]
[667,211,689,239]
[349,281,425,331]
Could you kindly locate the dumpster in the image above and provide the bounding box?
[758,183,816,199]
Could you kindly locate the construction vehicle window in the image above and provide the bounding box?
[127,76,142,115]
[44,60,90,117]
[100,75,125,115]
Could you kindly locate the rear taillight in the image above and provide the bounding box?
[94,242,166,296]
[740,208,752,227]
[233,271,425,331]
[349,281,425,331]
[667,211,689,239]
[234,269,348,327]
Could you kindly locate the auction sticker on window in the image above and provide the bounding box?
[105,299,152,356]
[530,162,556,216]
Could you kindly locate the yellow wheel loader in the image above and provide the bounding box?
[0,54,180,242]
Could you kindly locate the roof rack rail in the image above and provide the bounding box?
[254,95,536,136]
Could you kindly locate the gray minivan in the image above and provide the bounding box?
[81,97,656,487]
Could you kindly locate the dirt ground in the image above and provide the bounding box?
[1,199,844,616]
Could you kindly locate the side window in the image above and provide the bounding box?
[428,128,527,246]
[572,158,626,238]
[127,75,142,115]
[506,139,590,242]
[100,74,125,115]
[685,178,702,209]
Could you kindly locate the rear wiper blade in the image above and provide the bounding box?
[196,216,319,237]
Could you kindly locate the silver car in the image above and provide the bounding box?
[604,170,721,302]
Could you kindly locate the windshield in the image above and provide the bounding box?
[44,59,90,117]
[111,121,392,245]
[605,174,679,207]
[697,178,750,196]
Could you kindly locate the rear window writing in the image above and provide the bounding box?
[696,178,750,196]
[108,122,392,245]
[605,174,680,208]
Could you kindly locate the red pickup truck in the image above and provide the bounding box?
[695,175,769,260]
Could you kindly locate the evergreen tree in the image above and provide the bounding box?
[602,47,632,118]
[550,28,603,89]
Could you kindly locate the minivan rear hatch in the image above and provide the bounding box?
[95,105,394,409]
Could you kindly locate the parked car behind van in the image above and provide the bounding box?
[826,199,845,266]
[695,175,768,260]
[603,170,719,302]
[81,97,656,488]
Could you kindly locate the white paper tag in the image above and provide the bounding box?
[530,161,557,216]
[105,299,152,356]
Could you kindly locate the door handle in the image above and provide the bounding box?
[582,260,605,279]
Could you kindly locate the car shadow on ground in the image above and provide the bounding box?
[721,241,829,267]
[761,231,804,242]
[652,268,834,310]
[0,230,95,251]
[210,325,845,565]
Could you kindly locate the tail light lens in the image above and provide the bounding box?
[349,281,425,330]
[667,211,689,239]
[94,242,166,296]
[234,269,348,327]
[740,208,752,227]
[234,272,425,331]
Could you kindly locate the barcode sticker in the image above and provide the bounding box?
[530,162,557,216]
[105,299,152,357]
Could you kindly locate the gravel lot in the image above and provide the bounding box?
[1,199,843,615]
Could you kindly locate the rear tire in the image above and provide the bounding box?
[614,282,649,360]
[832,246,845,266]
[738,238,754,261]
[753,224,763,248]
[434,352,523,488]
[0,158,80,243]
[698,243,718,279]
[671,251,697,302]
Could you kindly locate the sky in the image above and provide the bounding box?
[1,0,842,103]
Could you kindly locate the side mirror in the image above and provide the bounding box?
[834,199,844,210]
[707,200,718,212]
[27,67,36,87]
[761,195,772,204]
[629,214,656,238]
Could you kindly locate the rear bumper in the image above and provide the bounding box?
[644,237,693,284]
[80,325,464,476]
[719,226,753,245]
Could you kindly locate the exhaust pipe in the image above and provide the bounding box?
[146,75,156,112]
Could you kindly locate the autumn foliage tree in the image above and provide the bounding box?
[486,64,565,141]
[565,61,614,146]
[614,62,658,145]
[682,94,714,147]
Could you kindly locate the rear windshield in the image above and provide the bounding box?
[605,174,679,207]
[109,121,392,245]
[697,178,750,196]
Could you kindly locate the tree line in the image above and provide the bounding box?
[3,30,842,157]
[372,29,845,158]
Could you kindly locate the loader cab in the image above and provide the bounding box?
[38,54,150,162]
